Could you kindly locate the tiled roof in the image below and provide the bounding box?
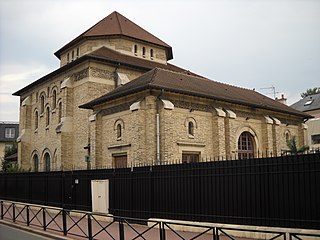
[291,93,320,112]
[80,68,310,118]
[55,11,173,60]
[87,47,199,76]
[13,47,195,96]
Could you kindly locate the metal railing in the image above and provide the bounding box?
[1,200,320,240]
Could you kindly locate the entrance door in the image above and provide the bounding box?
[238,131,254,159]
[113,155,127,168]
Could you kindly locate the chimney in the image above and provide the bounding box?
[276,94,287,105]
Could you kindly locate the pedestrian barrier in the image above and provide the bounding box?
[1,200,320,240]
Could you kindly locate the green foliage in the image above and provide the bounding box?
[300,87,320,98]
[286,136,309,154]
[1,162,27,173]
[1,142,27,173]
[4,142,17,158]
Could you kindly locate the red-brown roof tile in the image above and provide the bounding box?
[55,11,173,60]
[80,68,310,119]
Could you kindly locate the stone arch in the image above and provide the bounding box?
[284,129,291,143]
[184,117,197,138]
[39,91,46,114]
[114,119,125,140]
[42,149,51,172]
[33,108,39,130]
[51,86,58,109]
[235,126,259,159]
[184,117,198,128]
[31,150,40,172]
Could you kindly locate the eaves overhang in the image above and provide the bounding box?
[80,84,312,119]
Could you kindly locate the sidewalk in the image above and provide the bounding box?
[1,203,254,240]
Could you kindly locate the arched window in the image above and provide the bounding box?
[150,49,154,58]
[44,153,50,172]
[142,47,146,57]
[238,131,254,159]
[40,95,45,114]
[52,90,57,109]
[72,50,74,61]
[58,102,62,123]
[117,124,122,139]
[46,106,50,126]
[67,53,70,63]
[134,45,138,55]
[285,132,290,143]
[33,154,39,172]
[35,111,39,130]
[188,121,194,136]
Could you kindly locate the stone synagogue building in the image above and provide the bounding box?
[14,12,310,171]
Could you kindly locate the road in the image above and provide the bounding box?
[0,223,55,240]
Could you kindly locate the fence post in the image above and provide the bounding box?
[87,213,92,240]
[42,207,46,231]
[160,222,166,240]
[26,205,30,226]
[62,209,67,236]
[119,221,125,240]
[12,203,15,223]
[0,201,3,219]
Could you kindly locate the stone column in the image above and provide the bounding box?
[18,96,32,170]
[262,116,273,157]
[213,108,226,159]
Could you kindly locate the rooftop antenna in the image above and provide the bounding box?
[260,85,280,99]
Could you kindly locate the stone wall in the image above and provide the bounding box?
[90,91,307,167]
[60,38,168,67]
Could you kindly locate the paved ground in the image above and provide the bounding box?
[1,203,254,240]
[0,223,56,240]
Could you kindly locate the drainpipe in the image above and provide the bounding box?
[156,89,164,165]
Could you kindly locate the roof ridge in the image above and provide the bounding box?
[115,11,123,34]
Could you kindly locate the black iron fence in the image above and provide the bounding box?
[2,200,320,240]
[0,153,319,230]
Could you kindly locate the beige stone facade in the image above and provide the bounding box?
[87,90,307,167]
[14,11,309,171]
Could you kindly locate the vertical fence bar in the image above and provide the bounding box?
[26,205,30,226]
[87,213,92,240]
[160,222,166,240]
[0,200,3,219]
[42,207,46,231]
[62,209,67,236]
[119,221,125,240]
[12,203,16,222]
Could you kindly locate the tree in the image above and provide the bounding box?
[1,142,26,173]
[300,87,320,98]
[286,136,309,155]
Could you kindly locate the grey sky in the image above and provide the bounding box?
[0,0,319,121]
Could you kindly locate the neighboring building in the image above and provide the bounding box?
[0,122,19,170]
[14,11,310,171]
[291,93,320,151]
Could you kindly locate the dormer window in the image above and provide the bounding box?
[134,45,138,55]
[304,99,313,106]
[142,47,146,57]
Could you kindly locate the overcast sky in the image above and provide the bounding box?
[0,0,319,121]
